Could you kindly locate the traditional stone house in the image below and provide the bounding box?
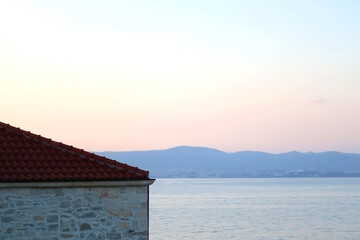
[0,121,154,240]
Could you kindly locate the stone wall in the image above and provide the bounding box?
[0,185,149,240]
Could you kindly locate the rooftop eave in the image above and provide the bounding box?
[0,179,155,188]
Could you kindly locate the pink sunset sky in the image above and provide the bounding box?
[1,0,359,153]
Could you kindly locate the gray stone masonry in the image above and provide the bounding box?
[0,186,149,240]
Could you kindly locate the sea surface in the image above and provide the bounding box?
[149,178,360,240]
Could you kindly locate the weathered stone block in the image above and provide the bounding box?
[47,224,59,231]
[1,216,13,223]
[136,187,147,194]
[47,215,59,223]
[131,220,139,230]
[123,231,148,240]
[23,223,35,228]
[15,214,25,220]
[106,233,122,240]
[73,198,82,208]
[0,201,8,208]
[103,199,121,209]
[91,205,102,211]
[61,233,74,238]
[4,209,14,216]
[16,200,25,206]
[80,223,92,231]
[33,215,44,221]
[134,211,147,218]
[35,222,45,228]
[108,209,133,217]
[54,189,64,197]
[59,200,71,208]
[124,187,137,194]
[100,188,118,199]
[139,220,147,229]
[24,231,35,237]
[122,201,140,208]
[35,227,45,231]
[118,221,130,230]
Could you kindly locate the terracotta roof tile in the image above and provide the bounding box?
[0,121,149,182]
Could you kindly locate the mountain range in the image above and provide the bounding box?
[97,146,360,178]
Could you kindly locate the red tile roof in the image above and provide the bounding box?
[0,121,149,182]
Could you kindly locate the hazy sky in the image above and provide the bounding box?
[1,0,359,153]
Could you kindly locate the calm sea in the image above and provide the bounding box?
[149,178,360,240]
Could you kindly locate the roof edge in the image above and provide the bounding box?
[0,179,155,188]
[0,121,149,179]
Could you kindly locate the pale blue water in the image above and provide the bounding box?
[149,178,360,240]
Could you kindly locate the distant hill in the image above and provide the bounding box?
[97,146,360,178]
